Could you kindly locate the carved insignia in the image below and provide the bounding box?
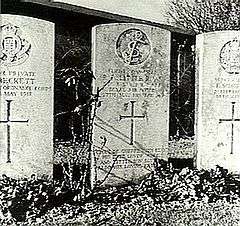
[219,38,240,74]
[0,23,31,67]
[116,28,151,65]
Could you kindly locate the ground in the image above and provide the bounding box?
[1,157,240,226]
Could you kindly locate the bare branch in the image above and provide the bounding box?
[169,0,240,34]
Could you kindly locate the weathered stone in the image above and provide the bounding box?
[0,14,54,177]
[91,23,170,186]
[195,31,240,172]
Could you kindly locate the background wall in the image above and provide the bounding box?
[53,0,173,25]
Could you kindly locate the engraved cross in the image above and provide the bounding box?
[119,101,145,145]
[0,100,29,163]
[219,102,240,154]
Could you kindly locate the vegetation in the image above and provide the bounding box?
[1,165,240,225]
[169,0,240,34]
[53,29,96,198]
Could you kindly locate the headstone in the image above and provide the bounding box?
[195,31,240,172]
[0,15,54,177]
[91,23,170,186]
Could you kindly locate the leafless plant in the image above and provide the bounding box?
[169,0,240,34]
[54,43,116,198]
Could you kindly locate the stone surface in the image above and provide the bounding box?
[0,14,54,177]
[91,23,170,186]
[168,139,195,159]
[195,31,240,172]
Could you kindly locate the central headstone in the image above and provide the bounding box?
[195,31,240,172]
[0,15,54,177]
[91,23,170,186]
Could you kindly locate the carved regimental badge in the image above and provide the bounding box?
[116,28,151,65]
[220,38,240,74]
[0,23,31,67]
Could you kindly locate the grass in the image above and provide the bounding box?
[17,197,240,226]
[2,163,240,226]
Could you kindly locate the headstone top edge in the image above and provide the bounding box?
[196,30,240,38]
[92,23,170,32]
[1,14,54,25]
